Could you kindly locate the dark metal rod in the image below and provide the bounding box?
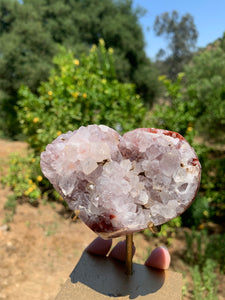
[125,234,133,275]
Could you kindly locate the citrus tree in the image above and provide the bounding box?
[17,40,146,154]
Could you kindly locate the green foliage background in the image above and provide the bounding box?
[0,0,160,137]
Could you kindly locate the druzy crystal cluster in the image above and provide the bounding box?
[40,125,201,238]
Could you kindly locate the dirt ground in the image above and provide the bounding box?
[0,139,224,300]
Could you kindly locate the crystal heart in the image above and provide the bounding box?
[40,125,201,238]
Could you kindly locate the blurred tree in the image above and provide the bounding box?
[184,44,225,144]
[0,0,55,136]
[154,10,198,79]
[0,0,159,137]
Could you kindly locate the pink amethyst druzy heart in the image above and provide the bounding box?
[40,125,201,238]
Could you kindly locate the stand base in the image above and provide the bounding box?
[55,252,182,299]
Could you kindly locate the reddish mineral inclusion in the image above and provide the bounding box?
[40,125,201,238]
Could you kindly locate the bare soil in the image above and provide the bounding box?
[0,139,224,300]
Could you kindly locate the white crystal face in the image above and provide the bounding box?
[40,125,201,238]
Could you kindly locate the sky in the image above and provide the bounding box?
[132,0,225,60]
